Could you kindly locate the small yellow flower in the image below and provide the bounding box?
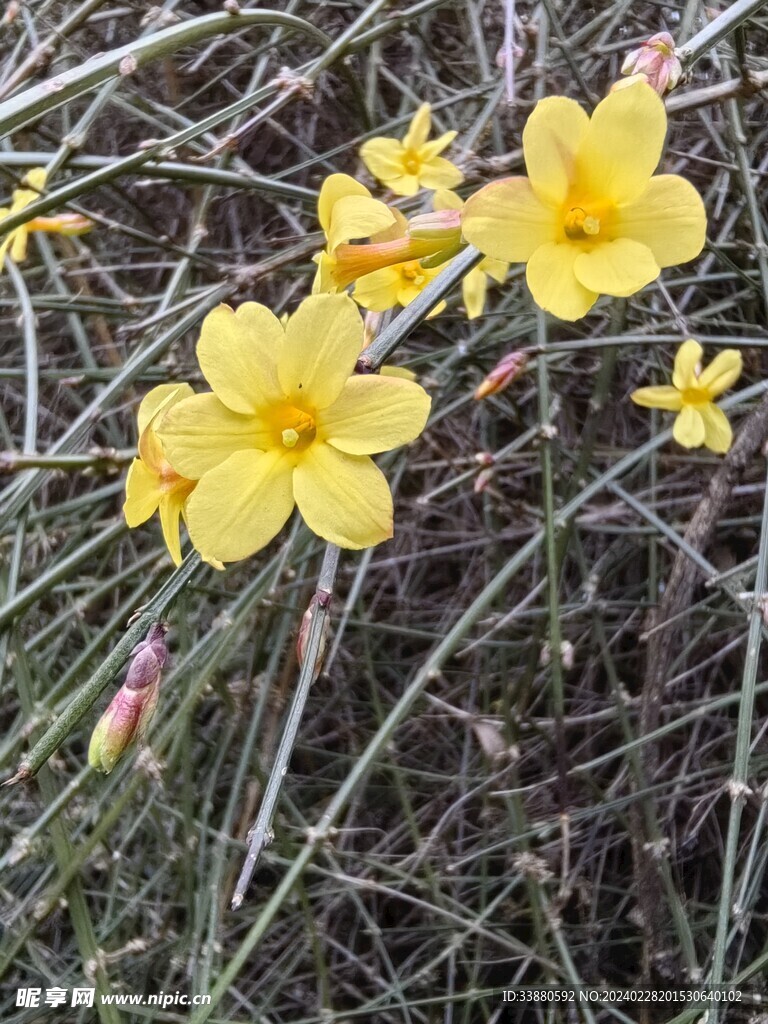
[433,190,508,319]
[360,103,464,197]
[157,294,431,562]
[123,384,197,565]
[461,81,706,321]
[312,173,396,293]
[631,339,742,453]
[0,167,93,269]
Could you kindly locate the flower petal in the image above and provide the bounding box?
[462,266,488,320]
[158,491,186,566]
[526,241,598,320]
[386,173,421,197]
[197,302,284,415]
[184,449,295,562]
[461,177,559,262]
[673,405,705,448]
[481,257,509,284]
[9,226,28,262]
[672,339,703,391]
[419,130,458,161]
[158,393,270,479]
[359,137,406,183]
[353,267,402,312]
[416,156,464,190]
[318,173,371,233]
[697,349,742,397]
[124,459,161,527]
[294,444,393,548]
[321,376,431,455]
[576,81,667,204]
[403,103,431,150]
[137,383,194,436]
[573,238,659,297]
[630,385,683,411]
[613,175,706,267]
[280,294,363,408]
[326,194,396,253]
[700,403,733,453]
[523,96,589,205]
[433,189,463,212]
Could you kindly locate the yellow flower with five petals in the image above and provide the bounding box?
[123,384,197,566]
[631,339,742,453]
[461,81,706,321]
[360,103,464,197]
[0,167,93,269]
[157,294,431,562]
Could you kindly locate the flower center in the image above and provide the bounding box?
[681,387,711,406]
[401,261,426,285]
[403,151,421,175]
[275,406,316,451]
[564,207,601,241]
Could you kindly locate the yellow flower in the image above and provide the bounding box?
[433,189,508,319]
[123,384,197,565]
[0,167,93,269]
[631,339,742,453]
[461,81,706,321]
[360,103,464,197]
[312,173,396,293]
[157,294,431,562]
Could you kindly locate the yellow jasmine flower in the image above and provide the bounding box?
[433,190,508,319]
[461,81,706,321]
[631,339,742,453]
[360,102,464,197]
[312,173,396,293]
[0,167,93,268]
[123,384,197,565]
[157,294,431,562]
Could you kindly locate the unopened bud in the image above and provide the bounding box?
[408,208,462,242]
[620,32,682,95]
[474,351,528,400]
[296,594,331,676]
[88,623,168,774]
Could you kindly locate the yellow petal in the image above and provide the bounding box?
[613,175,706,267]
[462,266,488,320]
[320,376,431,455]
[672,339,703,391]
[461,177,558,262]
[697,349,742,397]
[526,241,598,320]
[386,173,421,197]
[326,194,396,253]
[523,96,589,205]
[280,294,363,408]
[312,250,336,294]
[158,393,270,479]
[353,267,403,312]
[403,103,432,150]
[576,81,667,204]
[481,256,509,284]
[673,405,705,448]
[359,137,406,184]
[630,385,683,411]
[700,403,733,453]
[419,130,458,161]
[123,459,161,527]
[10,226,28,262]
[184,449,295,562]
[573,238,659,297]
[159,490,186,566]
[197,302,284,415]
[294,444,393,548]
[21,167,47,192]
[433,189,464,211]
[137,383,194,437]
[380,365,417,381]
[318,173,371,233]
[416,156,464,190]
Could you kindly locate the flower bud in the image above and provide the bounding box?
[296,594,331,676]
[407,208,462,242]
[88,623,168,774]
[474,351,528,400]
[620,32,682,95]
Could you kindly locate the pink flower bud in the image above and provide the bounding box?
[620,32,682,95]
[88,623,168,774]
[474,351,528,400]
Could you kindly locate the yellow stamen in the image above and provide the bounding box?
[564,207,601,240]
[282,428,300,448]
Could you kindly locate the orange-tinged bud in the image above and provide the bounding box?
[620,32,682,95]
[407,208,462,242]
[88,623,168,774]
[296,593,331,676]
[474,351,529,400]
[26,213,94,236]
